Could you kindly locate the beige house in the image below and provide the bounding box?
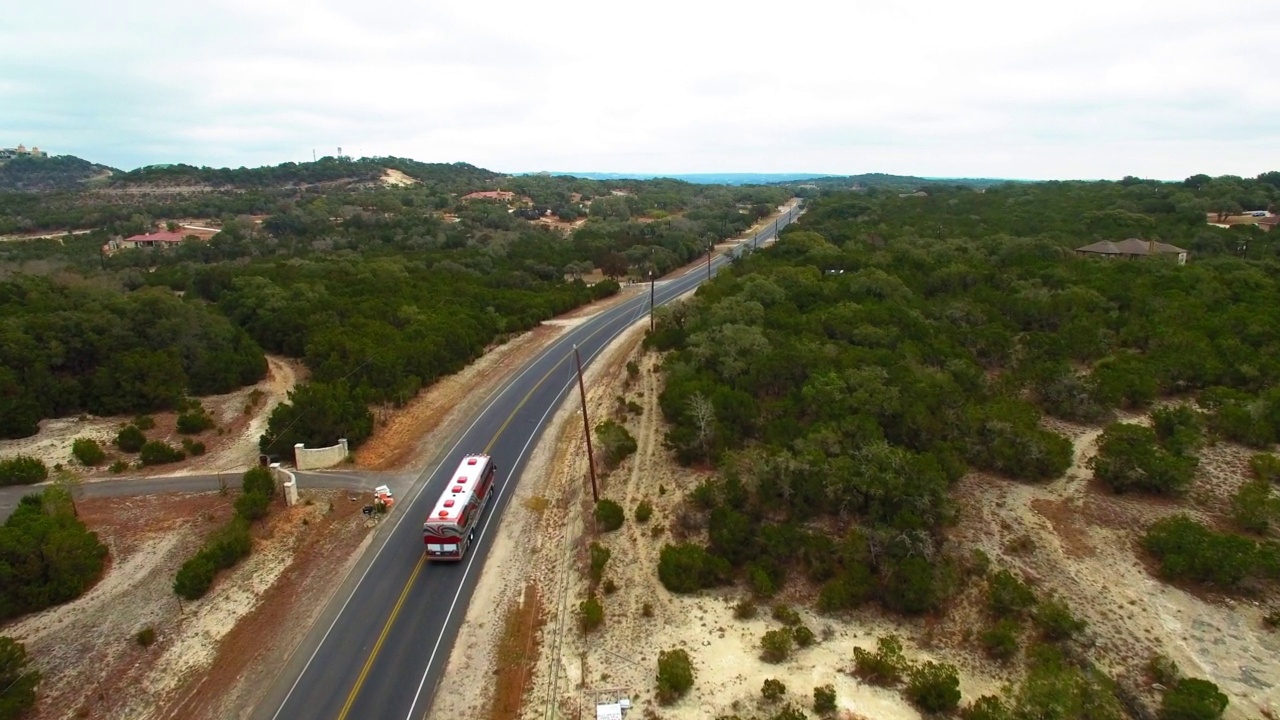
[1075,238,1187,265]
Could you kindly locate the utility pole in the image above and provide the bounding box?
[648,268,655,332]
[574,345,599,504]
[706,241,713,281]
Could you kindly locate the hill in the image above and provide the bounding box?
[0,155,117,192]
[536,171,842,186]
[777,172,1015,191]
[108,156,501,191]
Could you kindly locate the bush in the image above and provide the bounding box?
[176,406,215,434]
[108,459,129,474]
[234,492,270,521]
[657,542,728,593]
[579,596,604,632]
[241,466,276,498]
[641,602,653,618]
[135,627,157,647]
[762,678,787,702]
[173,517,253,600]
[906,661,962,713]
[589,542,611,584]
[626,360,640,378]
[602,578,617,594]
[1144,514,1263,588]
[181,438,207,456]
[962,696,1012,720]
[981,619,1020,661]
[1148,653,1181,686]
[0,491,109,621]
[139,440,185,466]
[988,569,1036,619]
[72,438,107,466]
[635,499,654,523]
[748,564,777,597]
[771,603,801,626]
[1160,678,1228,720]
[852,634,909,686]
[760,628,793,663]
[734,599,758,619]
[656,648,694,704]
[1152,404,1205,455]
[793,625,816,648]
[1250,453,1280,483]
[173,554,218,600]
[1089,423,1198,495]
[595,419,638,468]
[595,499,625,531]
[132,415,156,431]
[0,636,39,719]
[1231,479,1279,534]
[115,425,146,453]
[813,683,837,715]
[1034,597,1086,641]
[0,455,48,486]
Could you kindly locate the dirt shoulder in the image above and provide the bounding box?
[1,486,373,720]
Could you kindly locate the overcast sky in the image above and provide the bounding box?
[3,0,1277,180]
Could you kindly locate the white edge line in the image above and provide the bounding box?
[404,312,652,719]
[278,212,788,718]
[268,320,613,720]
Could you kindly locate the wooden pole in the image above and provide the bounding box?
[574,345,599,504]
[706,241,712,281]
[648,269,655,332]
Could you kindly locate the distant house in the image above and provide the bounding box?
[103,230,190,253]
[461,190,515,202]
[1075,238,1187,265]
[0,144,47,161]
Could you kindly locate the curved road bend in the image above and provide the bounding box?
[255,206,801,720]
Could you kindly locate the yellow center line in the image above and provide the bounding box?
[337,553,427,720]
[333,309,636,718]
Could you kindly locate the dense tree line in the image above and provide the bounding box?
[0,154,117,192]
[0,276,266,438]
[109,156,500,191]
[649,179,1280,617]
[0,488,109,621]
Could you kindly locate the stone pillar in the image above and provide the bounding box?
[339,438,349,459]
[294,443,305,467]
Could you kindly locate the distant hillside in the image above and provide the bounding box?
[110,156,502,191]
[780,173,1015,191]
[0,155,117,192]
[538,171,842,186]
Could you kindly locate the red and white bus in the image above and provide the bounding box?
[423,454,497,561]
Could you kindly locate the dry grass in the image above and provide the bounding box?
[490,583,545,720]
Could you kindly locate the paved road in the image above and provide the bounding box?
[0,469,406,521]
[254,204,803,720]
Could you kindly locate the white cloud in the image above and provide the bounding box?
[2,0,1277,178]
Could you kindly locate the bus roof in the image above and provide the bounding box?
[426,454,491,526]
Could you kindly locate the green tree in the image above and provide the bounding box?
[594,499,624,531]
[0,636,39,720]
[71,438,106,466]
[1231,479,1280,534]
[657,543,728,593]
[656,648,694,704]
[579,596,603,632]
[115,425,146,453]
[1160,678,1229,720]
[813,683,837,714]
[595,420,638,468]
[139,440,184,466]
[0,457,47,487]
[1089,423,1198,495]
[906,661,962,713]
